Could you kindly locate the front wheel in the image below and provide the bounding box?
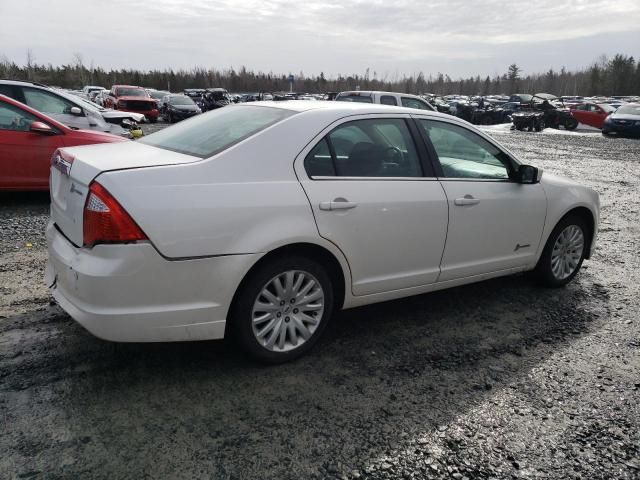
[231,256,334,363]
[534,216,588,287]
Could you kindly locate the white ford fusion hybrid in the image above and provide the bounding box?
[46,101,600,362]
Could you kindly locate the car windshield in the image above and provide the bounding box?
[170,95,195,106]
[53,88,103,113]
[117,88,149,97]
[148,90,167,99]
[139,105,295,158]
[616,104,640,115]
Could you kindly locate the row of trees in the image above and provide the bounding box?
[1,51,638,97]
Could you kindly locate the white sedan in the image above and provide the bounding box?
[46,101,600,362]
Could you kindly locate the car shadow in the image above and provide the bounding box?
[1,272,610,478]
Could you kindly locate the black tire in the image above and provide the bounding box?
[535,119,545,132]
[515,123,524,131]
[168,113,174,124]
[534,215,589,288]
[230,256,334,363]
[564,117,578,131]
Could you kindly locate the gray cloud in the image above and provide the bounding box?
[0,0,638,78]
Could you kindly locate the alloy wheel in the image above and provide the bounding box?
[251,270,325,352]
[550,225,584,280]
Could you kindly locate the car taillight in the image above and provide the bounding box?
[83,182,148,247]
[51,149,75,176]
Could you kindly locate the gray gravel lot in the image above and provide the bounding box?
[1,123,639,479]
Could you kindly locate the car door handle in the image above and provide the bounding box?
[454,195,480,206]
[319,199,358,211]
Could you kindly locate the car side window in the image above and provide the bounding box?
[304,119,422,178]
[380,95,397,106]
[419,120,513,180]
[0,102,39,132]
[401,97,428,110]
[304,138,335,177]
[22,88,76,115]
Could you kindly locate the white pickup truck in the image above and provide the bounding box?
[335,90,435,111]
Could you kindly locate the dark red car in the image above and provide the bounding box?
[0,94,126,191]
[104,85,159,123]
[569,103,616,129]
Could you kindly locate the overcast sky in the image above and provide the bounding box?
[1,0,639,79]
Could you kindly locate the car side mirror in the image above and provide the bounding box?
[30,121,55,135]
[70,106,82,116]
[517,164,542,184]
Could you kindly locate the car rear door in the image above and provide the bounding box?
[415,116,547,281]
[295,114,449,296]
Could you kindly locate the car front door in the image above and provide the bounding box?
[21,87,90,130]
[416,117,547,282]
[295,115,449,296]
[0,100,64,189]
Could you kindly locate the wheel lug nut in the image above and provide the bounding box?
[285,317,290,322]
[293,308,298,314]
[280,300,285,306]
[276,312,281,318]
[290,299,295,304]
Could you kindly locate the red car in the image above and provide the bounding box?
[104,85,159,123]
[0,94,126,191]
[569,103,616,129]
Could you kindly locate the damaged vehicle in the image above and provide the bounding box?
[161,94,201,122]
[104,85,159,123]
[0,80,143,137]
[512,94,578,131]
[202,88,231,111]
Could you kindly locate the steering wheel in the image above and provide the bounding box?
[383,146,403,163]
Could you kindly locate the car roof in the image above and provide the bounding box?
[229,100,450,117]
[0,79,50,88]
[338,91,423,97]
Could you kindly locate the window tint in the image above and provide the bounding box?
[419,120,513,180]
[139,105,294,158]
[0,84,19,100]
[401,97,428,110]
[335,95,373,104]
[304,139,335,177]
[0,101,39,132]
[380,95,397,106]
[305,119,422,178]
[23,88,75,115]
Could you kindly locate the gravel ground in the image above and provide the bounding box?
[1,123,639,480]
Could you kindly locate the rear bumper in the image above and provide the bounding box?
[46,221,259,342]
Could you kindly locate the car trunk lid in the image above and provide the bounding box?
[50,141,200,247]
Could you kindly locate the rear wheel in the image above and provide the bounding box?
[534,215,588,287]
[564,117,578,130]
[231,256,334,363]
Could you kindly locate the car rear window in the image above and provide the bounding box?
[336,95,373,104]
[139,105,295,158]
